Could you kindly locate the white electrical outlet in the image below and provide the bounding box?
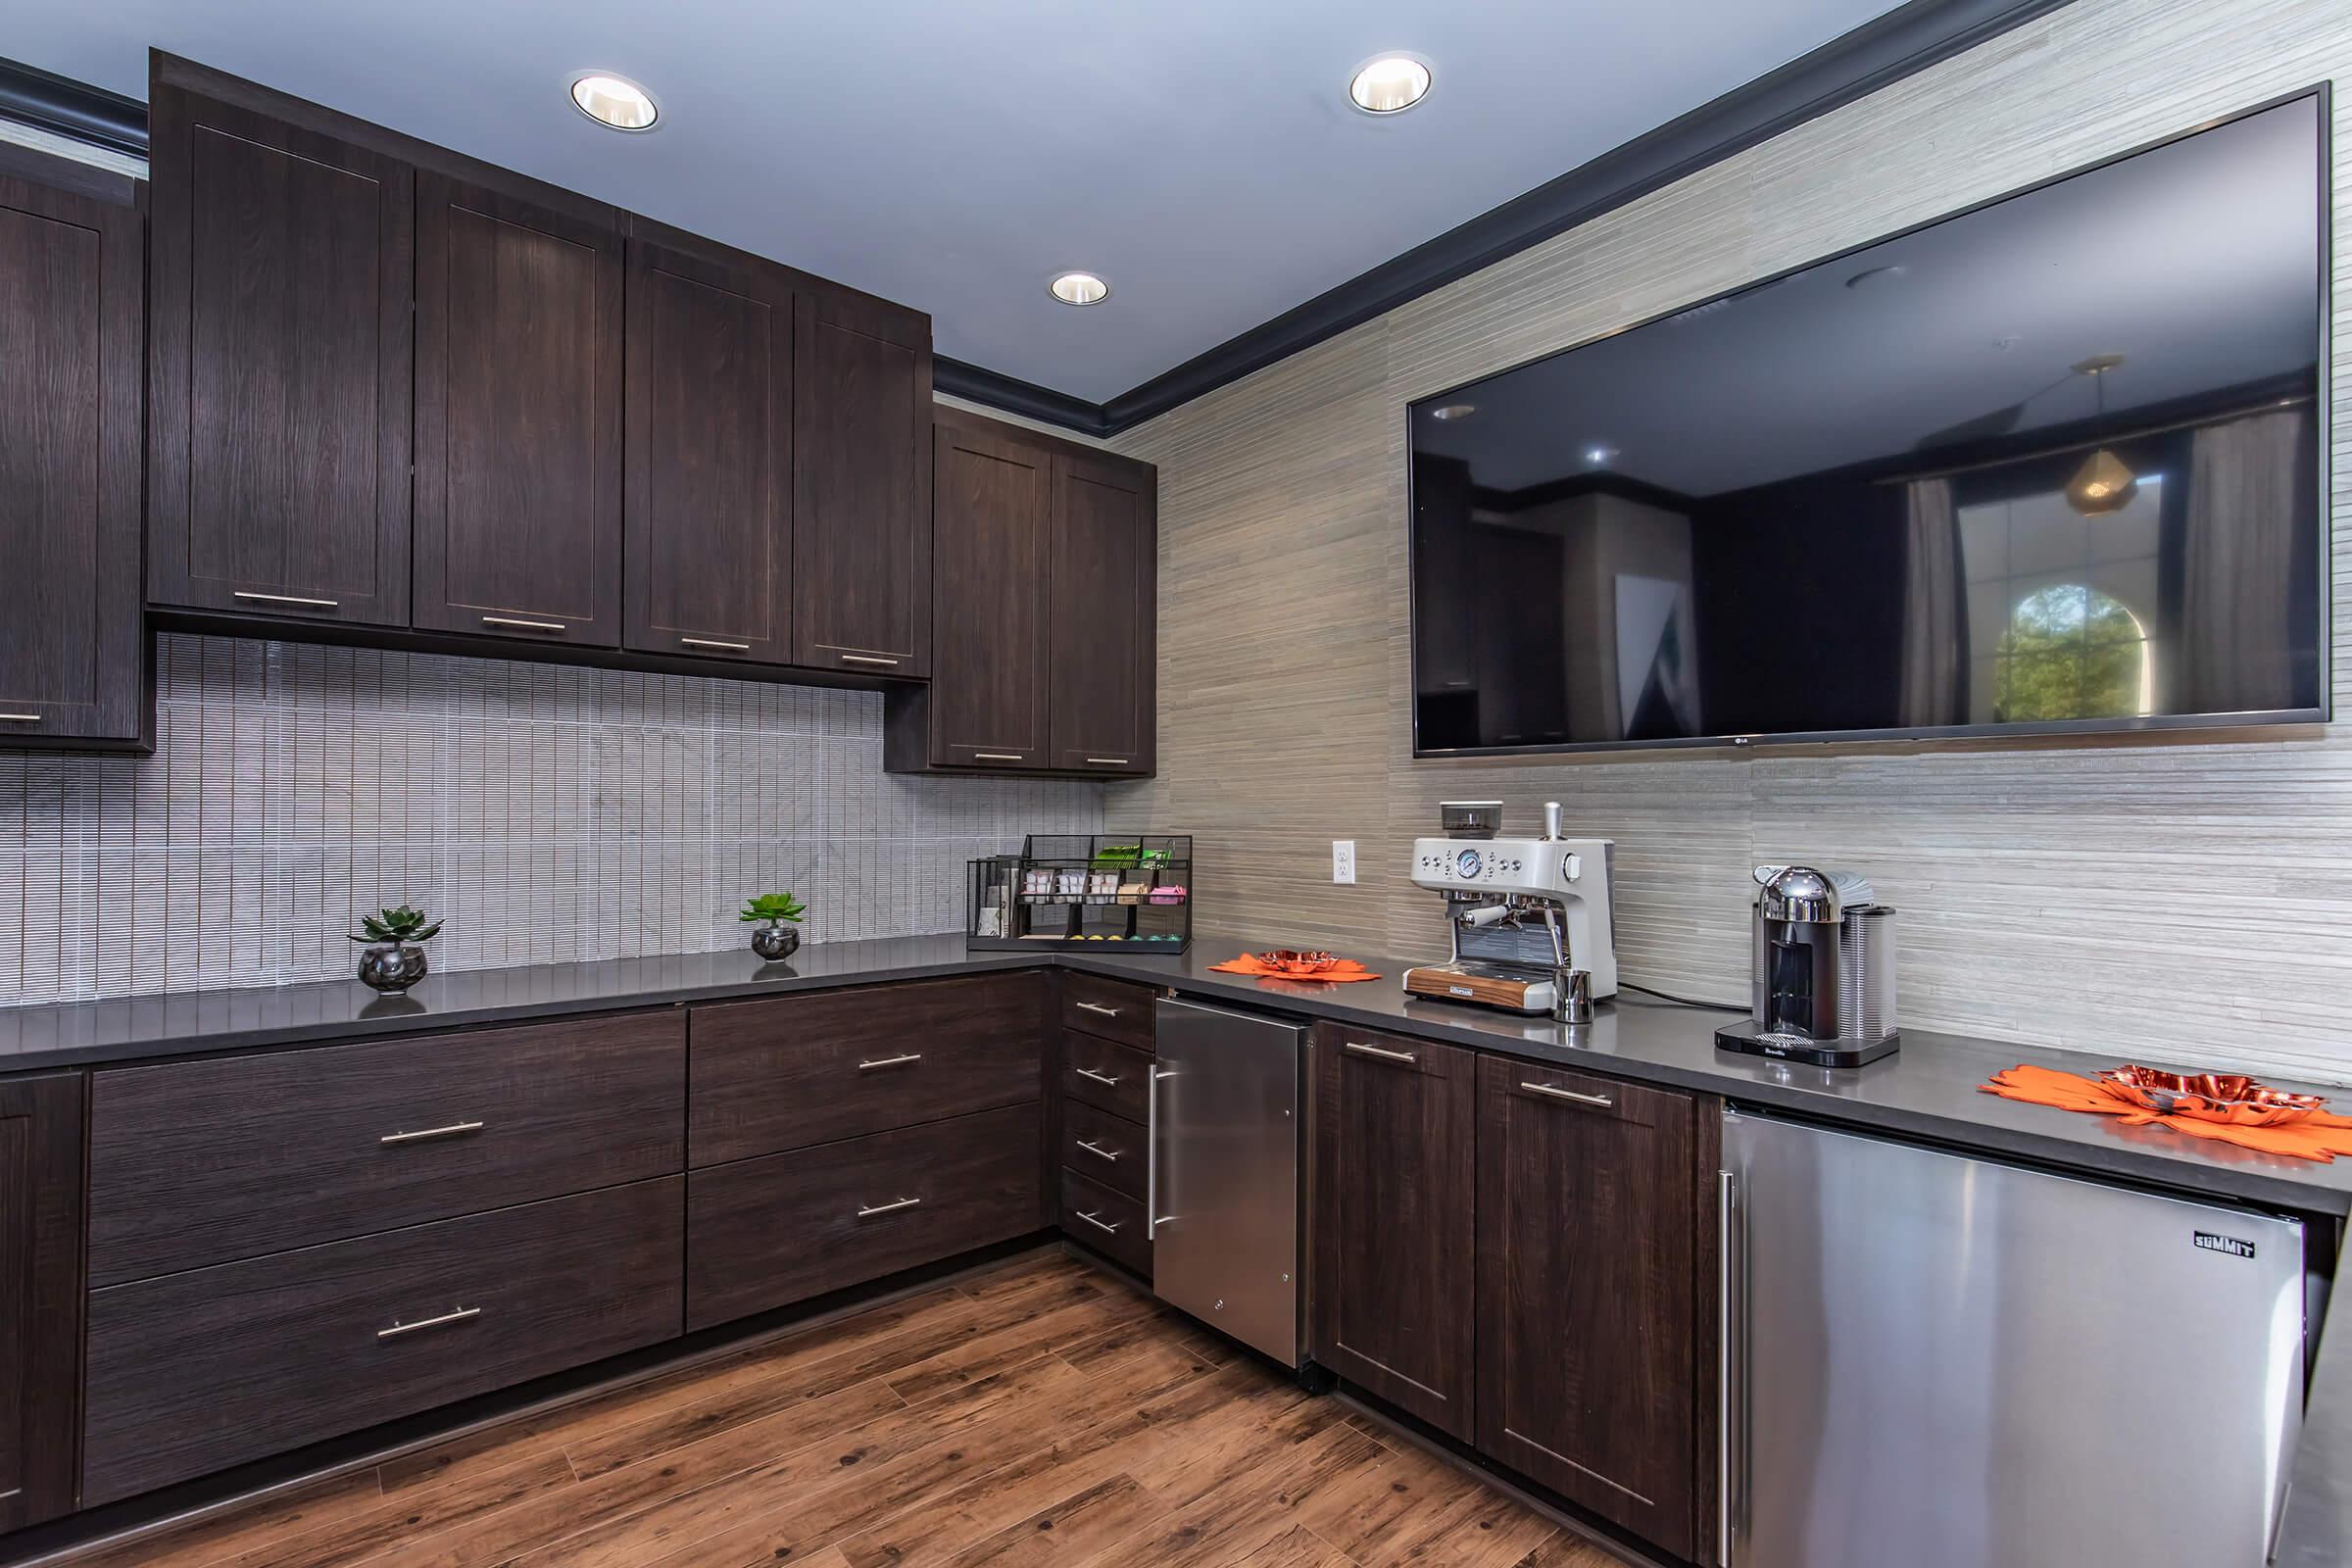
[1332,840,1356,884]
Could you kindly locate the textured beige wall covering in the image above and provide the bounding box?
[1106,0,2352,1084]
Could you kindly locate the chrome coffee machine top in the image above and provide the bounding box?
[1714,863,1899,1067]
[1403,801,1617,1019]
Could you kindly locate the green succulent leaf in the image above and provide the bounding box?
[353,905,441,944]
[738,892,808,924]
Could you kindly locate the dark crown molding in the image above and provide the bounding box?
[2,0,2073,437]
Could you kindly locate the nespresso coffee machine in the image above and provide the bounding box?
[1715,863,1898,1067]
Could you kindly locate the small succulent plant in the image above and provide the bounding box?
[351,905,443,946]
[739,892,808,927]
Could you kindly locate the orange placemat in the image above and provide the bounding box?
[1981,1063,2352,1162]
[1209,954,1385,983]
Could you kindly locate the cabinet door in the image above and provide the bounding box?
[0,1072,84,1532]
[792,292,932,676]
[624,238,794,666]
[928,421,1051,766]
[0,165,146,748]
[1308,1024,1476,1439]
[146,83,413,627]
[1477,1058,1698,1558]
[1047,452,1155,773]
[414,174,622,646]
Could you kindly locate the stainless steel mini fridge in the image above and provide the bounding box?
[1720,1109,2305,1568]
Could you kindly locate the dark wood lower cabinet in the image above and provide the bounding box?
[1476,1057,1701,1559]
[1308,1023,1477,1440]
[81,1175,683,1506]
[0,1073,84,1533]
[686,1102,1042,1331]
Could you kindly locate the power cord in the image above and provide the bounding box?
[1619,980,1747,1014]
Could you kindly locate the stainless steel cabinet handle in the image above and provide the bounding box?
[839,653,901,666]
[379,1120,485,1146]
[378,1305,481,1340]
[1074,1066,1123,1087]
[857,1196,923,1217]
[1073,1209,1122,1236]
[1083,757,1130,766]
[858,1054,923,1072]
[974,753,1024,762]
[1521,1080,1613,1108]
[481,614,565,632]
[1075,1139,1120,1163]
[233,589,337,609]
[0,713,40,723]
[1074,1001,1121,1018]
[1344,1041,1417,1064]
[679,636,752,652]
[1719,1168,1739,1568]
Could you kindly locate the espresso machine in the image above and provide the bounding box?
[1403,801,1617,1021]
[1714,863,1899,1066]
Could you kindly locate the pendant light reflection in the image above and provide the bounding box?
[2066,355,2136,516]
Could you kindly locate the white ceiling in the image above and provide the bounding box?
[10,0,1901,404]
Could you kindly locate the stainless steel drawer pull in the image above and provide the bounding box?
[481,614,565,632]
[858,1053,924,1072]
[680,636,752,652]
[1522,1080,1613,1108]
[839,653,902,666]
[1074,1001,1121,1018]
[857,1196,923,1217]
[1075,1139,1121,1163]
[378,1305,481,1340]
[1074,1209,1123,1236]
[0,713,40,722]
[233,589,338,609]
[974,753,1025,762]
[379,1120,486,1146]
[1344,1041,1417,1064]
[1083,757,1130,766]
[1074,1066,1123,1087]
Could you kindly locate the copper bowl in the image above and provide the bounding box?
[1257,949,1340,976]
[2099,1064,2327,1125]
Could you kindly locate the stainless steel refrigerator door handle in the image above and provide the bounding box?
[1522,1080,1613,1108]
[858,1054,923,1071]
[1074,1001,1121,1018]
[857,1196,922,1217]
[1718,1167,1739,1568]
[378,1305,481,1340]
[1343,1041,1416,1064]
[1075,1139,1120,1163]
[1147,1064,1170,1239]
[380,1120,485,1146]
[1074,1066,1122,1087]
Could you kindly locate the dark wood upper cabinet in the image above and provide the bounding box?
[413,173,623,646]
[623,230,795,665]
[1047,450,1155,773]
[1476,1058,1701,1559]
[146,76,414,627]
[1308,1023,1477,1441]
[793,291,932,677]
[0,158,148,750]
[919,421,1053,766]
[0,1072,86,1533]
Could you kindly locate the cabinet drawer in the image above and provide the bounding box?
[89,1011,686,1286]
[690,973,1045,1166]
[83,1176,682,1505]
[1059,1166,1150,1279]
[1062,1031,1152,1123]
[1059,972,1155,1053]
[687,1103,1040,1330]
[1061,1100,1146,1200]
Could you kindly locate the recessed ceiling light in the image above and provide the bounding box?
[1348,55,1431,115]
[1429,403,1477,421]
[1049,271,1109,307]
[570,73,659,131]
[1585,446,1617,465]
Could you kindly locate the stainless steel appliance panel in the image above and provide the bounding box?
[1722,1109,2304,1568]
[1151,997,1304,1366]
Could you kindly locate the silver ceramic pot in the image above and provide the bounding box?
[357,942,429,994]
[751,923,801,960]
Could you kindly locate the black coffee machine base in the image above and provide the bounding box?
[1715,1018,1899,1068]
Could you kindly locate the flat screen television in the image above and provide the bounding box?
[1408,92,2329,757]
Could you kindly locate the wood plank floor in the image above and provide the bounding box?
[55,1250,1627,1568]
